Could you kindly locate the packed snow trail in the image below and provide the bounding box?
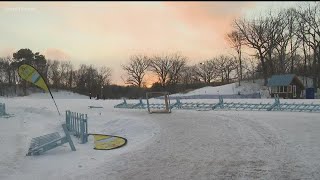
[78,110,320,180]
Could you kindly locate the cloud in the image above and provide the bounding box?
[0,48,15,57]
[47,2,256,84]
[43,48,71,61]
[163,2,255,46]
[2,2,256,59]
[0,2,256,85]
[55,2,255,57]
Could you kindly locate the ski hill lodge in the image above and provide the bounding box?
[267,74,305,99]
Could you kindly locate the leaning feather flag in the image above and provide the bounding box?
[18,64,49,92]
[18,64,61,115]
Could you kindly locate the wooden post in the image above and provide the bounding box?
[62,124,76,151]
[146,93,151,113]
[164,94,169,112]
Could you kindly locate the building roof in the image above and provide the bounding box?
[267,74,297,86]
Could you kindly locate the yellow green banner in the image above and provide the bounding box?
[90,134,127,150]
[18,64,61,115]
[18,64,49,92]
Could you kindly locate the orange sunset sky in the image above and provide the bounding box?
[0,1,300,86]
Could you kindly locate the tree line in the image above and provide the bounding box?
[122,53,242,88]
[0,49,237,98]
[229,2,320,89]
[0,48,112,97]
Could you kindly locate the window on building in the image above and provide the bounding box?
[279,86,284,93]
[272,86,277,93]
[288,85,292,93]
[284,86,287,92]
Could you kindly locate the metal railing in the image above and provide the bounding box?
[114,96,320,113]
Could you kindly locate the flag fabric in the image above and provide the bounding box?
[18,64,61,115]
[90,134,127,150]
[18,64,49,92]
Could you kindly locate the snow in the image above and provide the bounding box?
[0,92,160,180]
[24,90,89,99]
[171,80,270,98]
[1,89,320,179]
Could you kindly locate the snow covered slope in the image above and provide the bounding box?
[24,90,88,99]
[172,79,270,98]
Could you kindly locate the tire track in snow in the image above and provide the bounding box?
[215,112,300,179]
[94,111,279,180]
[70,110,316,180]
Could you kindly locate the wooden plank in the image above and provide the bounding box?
[62,124,76,151]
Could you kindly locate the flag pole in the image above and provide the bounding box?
[48,88,61,116]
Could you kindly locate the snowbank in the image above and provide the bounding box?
[171,80,270,98]
[22,90,89,99]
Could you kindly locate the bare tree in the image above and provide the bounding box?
[97,66,112,86]
[234,18,269,85]
[234,15,283,85]
[86,65,98,91]
[73,64,88,90]
[73,64,101,93]
[242,58,259,82]
[295,2,320,89]
[180,65,198,85]
[149,52,188,88]
[149,55,171,87]
[272,8,301,74]
[122,55,150,87]
[47,60,61,88]
[194,60,217,84]
[0,57,13,85]
[66,62,74,89]
[60,61,71,88]
[264,13,283,75]
[215,55,238,83]
[227,30,245,85]
[168,53,187,85]
[298,21,312,86]
[149,54,172,88]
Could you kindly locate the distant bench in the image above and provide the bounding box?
[88,106,103,109]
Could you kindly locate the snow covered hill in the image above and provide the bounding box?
[171,79,271,98]
[23,90,89,99]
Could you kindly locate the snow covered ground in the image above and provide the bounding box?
[171,80,271,98]
[176,82,262,96]
[1,91,320,179]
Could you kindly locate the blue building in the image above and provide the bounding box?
[267,74,305,99]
